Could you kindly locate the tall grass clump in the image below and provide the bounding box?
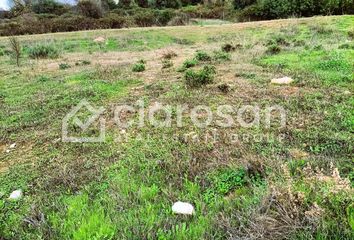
[28,44,59,59]
[185,65,216,88]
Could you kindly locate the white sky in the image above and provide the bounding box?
[0,1,10,10]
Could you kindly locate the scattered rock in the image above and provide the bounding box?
[9,143,16,149]
[9,189,23,200]
[172,201,195,215]
[93,37,106,43]
[343,90,351,95]
[271,76,294,85]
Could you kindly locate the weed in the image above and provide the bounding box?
[179,58,198,71]
[339,43,354,50]
[221,43,235,52]
[266,44,281,54]
[37,75,50,82]
[27,44,59,59]
[132,59,146,72]
[194,50,212,61]
[185,65,216,88]
[75,60,91,66]
[213,50,231,61]
[162,50,177,59]
[203,168,246,204]
[59,63,71,70]
[162,59,173,69]
[217,83,230,93]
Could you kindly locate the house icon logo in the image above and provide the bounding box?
[62,99,106,143]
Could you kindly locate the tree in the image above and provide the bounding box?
[77,0,103,18]
[32,0,67,15]
[9,36,21,67]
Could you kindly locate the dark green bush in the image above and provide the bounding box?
[27,44,59,59]
[59,63,71,70]
[266,44,281,55]
[182,58,198,69]
[132,60,146,72]
[185,65,216,88]
[194,50,212,61]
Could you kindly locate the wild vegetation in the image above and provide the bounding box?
[0,0,353,36]
[0,15,353,239]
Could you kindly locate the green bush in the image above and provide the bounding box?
[59,63,71,70]
[132,59,146,72]
[182,58,198,69]
[266,44,281,55]
[27,44,59,59]
[194,50,212,61]
[185,65,216,88]
[213,50,231,61]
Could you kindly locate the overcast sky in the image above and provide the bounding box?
[0,0,77,10]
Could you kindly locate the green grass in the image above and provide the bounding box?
[0,15,353,240]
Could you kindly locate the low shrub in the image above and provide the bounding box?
[194,50,212,61]
[59,63,71,70]
[182,58,198,69]
[266,44,281,55]
[132,59,146,72]
[27,44,59,59]
[185,65,216,88]
[213,50,231,61]
[222,43,236,52]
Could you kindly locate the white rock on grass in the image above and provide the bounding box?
[9,189,23,200]
[172,201,195,215]
[93,37,106,43]
[9,143,16,149]
[271,76,294,85]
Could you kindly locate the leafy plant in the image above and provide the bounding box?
[213,50,231,61]
[266,44,281,55]
[132,59,146,72]
[194,50,212,61]
[185,65,216,88]
[59,63,71,70]
[203,168,246,204]
[27,44,59,59]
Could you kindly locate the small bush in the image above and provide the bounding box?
[222,43,236,52]
[339,43,354,50]
[185,65,216,88]
[182,59,198,69]
[132,60,146,72]
[203,168,246,204]
[37,75,50,82]
[75,60,91,66]
[194,50,212,61]
[213,50,231,61]
[266,44,281,55]
[218,83,230,93]
[59,63,71,70]
[28,44,59,59]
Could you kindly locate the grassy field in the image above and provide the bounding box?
[0,16,353,239]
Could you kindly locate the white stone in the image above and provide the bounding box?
[172,201,195,215]
[94,37,106,43]
[9,189,23,200]
[9,143,16,149]
[271,77,294,85]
